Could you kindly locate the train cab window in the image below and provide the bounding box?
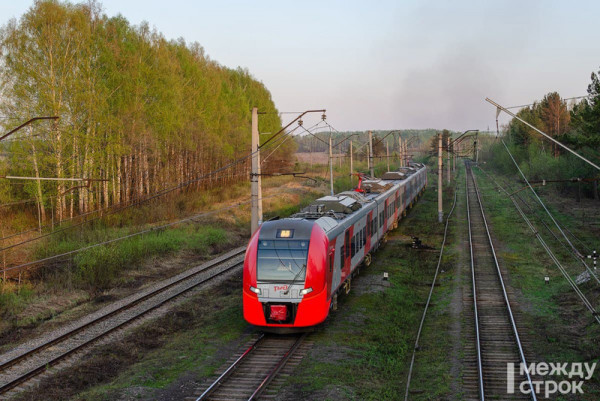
[256,240,309,281]
[340,245,345,268]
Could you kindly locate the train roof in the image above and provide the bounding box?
[290,163,426,227]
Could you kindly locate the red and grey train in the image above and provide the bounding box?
[243,163,427,330]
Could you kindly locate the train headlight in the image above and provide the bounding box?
[299,287,313,296]
[249,286,262,295]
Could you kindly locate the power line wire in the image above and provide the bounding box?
[499,140,600,284]
[475,165,600,324]
[1,193,278,275]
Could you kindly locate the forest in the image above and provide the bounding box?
[0,0,290,226]
[485,68,600,200]
[294,129,437,161]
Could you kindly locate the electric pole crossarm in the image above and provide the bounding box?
[259,109,325,149]
[0,116,59,142]
[486,97,600,171]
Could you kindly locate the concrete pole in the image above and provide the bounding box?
[404,141,408,165]
[447,135,451,185]
[475,131,479,163]
[453,140,456,172]
[368,130,374,177]
[309,137,313,169]
[438,133,443,223]
[386,141,390,172]
[350,140,353,185]
[398,136,403,168]
[250,107,263,235]
[329,134,334,196]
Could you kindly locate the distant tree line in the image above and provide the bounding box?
[294,129,435,161]
[0,0,288,222]
[488,67,600,200]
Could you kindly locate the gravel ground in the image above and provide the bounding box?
[0,247,245,398]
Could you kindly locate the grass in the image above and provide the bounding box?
[6,159,471,400]
[280,166,460,400]
[472,166,600,399]
[15,274,251,401]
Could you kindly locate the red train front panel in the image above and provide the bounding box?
[243,220,330,328]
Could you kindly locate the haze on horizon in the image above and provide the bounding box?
[2,0,599,132]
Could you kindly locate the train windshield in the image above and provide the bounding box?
[257,240,309,282]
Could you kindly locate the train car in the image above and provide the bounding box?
[243,163,427,331]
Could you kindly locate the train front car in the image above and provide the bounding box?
[243,219,330,331]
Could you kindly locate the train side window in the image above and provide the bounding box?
[340,246,345,268]
[362,228,366,246]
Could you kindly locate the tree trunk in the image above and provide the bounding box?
[30,139,46,223]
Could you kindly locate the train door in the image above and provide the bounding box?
[366,212,372,253]
[327,238,336,299]
[383,198,388,233]
[343,227,353,280]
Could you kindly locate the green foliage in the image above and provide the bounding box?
[0,0,286,220]
[40,225,230,290]
[0,283,34,317]
[482,140,599,198]
[568,68,600,150]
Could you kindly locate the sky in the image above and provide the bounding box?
[1,0,600,132]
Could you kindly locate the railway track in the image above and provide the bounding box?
[0,246,246,399]
[463,163,536,400]
[192,333,310,401]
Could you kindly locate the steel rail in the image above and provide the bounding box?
[0,248,245,395]
[247,333,306,401]
[468,165,537,400]
[195,334,266,401]
[466,166,485,401]
[475,166,600,324]
[500,140,600,284]
[403,179,458,401]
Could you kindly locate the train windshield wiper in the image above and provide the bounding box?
[283,264,306,295]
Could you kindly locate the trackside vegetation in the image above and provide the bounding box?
[0,0,288,229]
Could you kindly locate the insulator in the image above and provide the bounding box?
[322,113,326,121]
[298,119,303,126]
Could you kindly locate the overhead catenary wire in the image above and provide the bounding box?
[260,125,301,163]
[0,193,278,275]
[505,95,591,110]
[486,97,600,171]
[475,165,600,324]
[0,118,299,251]
[500,139,600,285]
[477,165,596,276]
